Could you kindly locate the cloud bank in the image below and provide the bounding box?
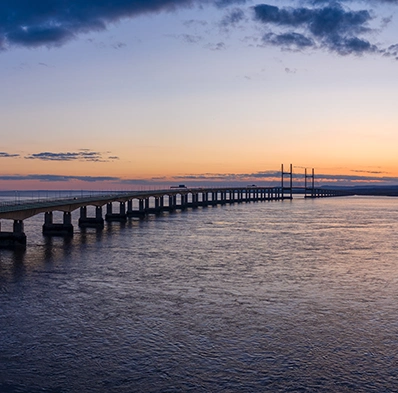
[1,169,398,187]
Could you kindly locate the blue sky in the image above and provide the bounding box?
[1,0,398,189]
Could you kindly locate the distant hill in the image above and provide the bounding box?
[321,185,398,196]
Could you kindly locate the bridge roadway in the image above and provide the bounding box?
[0,186,344,248]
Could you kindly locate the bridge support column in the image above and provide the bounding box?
[105,202,127,222]
[79,206,104,228]
[179,194,186,210]
[211,192,217,205]
[147,197,162,214]
[127,199,145,218]
[221,191,226,205]
[201,192,208,207]
[43,211,74,236]
[166,196,174,211]
[190,194,198,208]
[0,220,27,248]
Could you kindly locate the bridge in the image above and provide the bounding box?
[0,165,352,248]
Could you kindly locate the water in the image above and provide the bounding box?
[1,196,398,392]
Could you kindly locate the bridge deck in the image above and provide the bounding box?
[0,187,282,220]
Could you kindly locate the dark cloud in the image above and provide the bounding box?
[215,0,247,7]
[253,3,378,55]
[0,0,245,49]
[263,32,315,49]
[0,152,20,158]
[25,150,109,162]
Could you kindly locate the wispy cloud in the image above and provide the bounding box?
[220,8,246,28]
[0,152,20,158]
[25,150,111,162]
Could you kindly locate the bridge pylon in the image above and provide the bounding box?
[281,164,293,200]
[305,168,315,198]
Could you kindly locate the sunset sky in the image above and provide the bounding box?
[1,0,398,190]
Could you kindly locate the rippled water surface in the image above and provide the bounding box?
[1,196,398,392]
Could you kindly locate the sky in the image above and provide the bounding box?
[1,0,398,190]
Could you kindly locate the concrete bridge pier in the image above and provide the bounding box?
[79,206,104,229]
[0,220,27,248]
[128,199,146,218]
[144,198,150,213]
[189,193,199,208]
[105,202,127,222]
[43,211,74,236]
[165,196,173,211]
[180,194,188,210]
[147,197,162,214]
[166,195,177,211]
[237,190,242,203]
[155,197,162,212]
[200,192,208,207]
[211,192,217,206]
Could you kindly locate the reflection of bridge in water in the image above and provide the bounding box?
[0,166,351,248]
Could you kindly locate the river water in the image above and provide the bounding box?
[0,196,397,392]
